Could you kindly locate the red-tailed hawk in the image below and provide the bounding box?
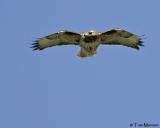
[31,28,144,57]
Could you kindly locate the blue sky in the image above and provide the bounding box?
[1,0,160,128]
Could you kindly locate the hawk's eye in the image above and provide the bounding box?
[88,32,92,35]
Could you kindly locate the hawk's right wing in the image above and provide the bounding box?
[31,30,81,50]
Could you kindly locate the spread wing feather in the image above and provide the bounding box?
[100,29,144,49]
[31,31,81,50]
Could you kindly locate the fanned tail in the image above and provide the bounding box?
[77,48,96,58]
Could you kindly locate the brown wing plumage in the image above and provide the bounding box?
[100,28,144,49]
[31,31,81,50]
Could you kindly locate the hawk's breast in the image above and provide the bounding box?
[83,35,99,43]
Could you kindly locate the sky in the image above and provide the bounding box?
[0,0,160,128]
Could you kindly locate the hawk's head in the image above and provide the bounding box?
[80,30,101,38]
[80,30,101,43]
[84,30,101,36]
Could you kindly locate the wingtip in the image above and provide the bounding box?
[133,39,144,50]
[134,46,140,50]
[30,42,40,51]
[139,39,144,47]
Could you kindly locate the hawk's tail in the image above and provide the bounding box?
[77,48,96,58]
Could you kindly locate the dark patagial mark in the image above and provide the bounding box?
[64,31,80,35]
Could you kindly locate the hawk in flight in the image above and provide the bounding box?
[31,28,144,57]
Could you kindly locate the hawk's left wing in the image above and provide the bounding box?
[100,28,144,49]
[31,30,81,50]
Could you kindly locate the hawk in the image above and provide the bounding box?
[31,28,144,57]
